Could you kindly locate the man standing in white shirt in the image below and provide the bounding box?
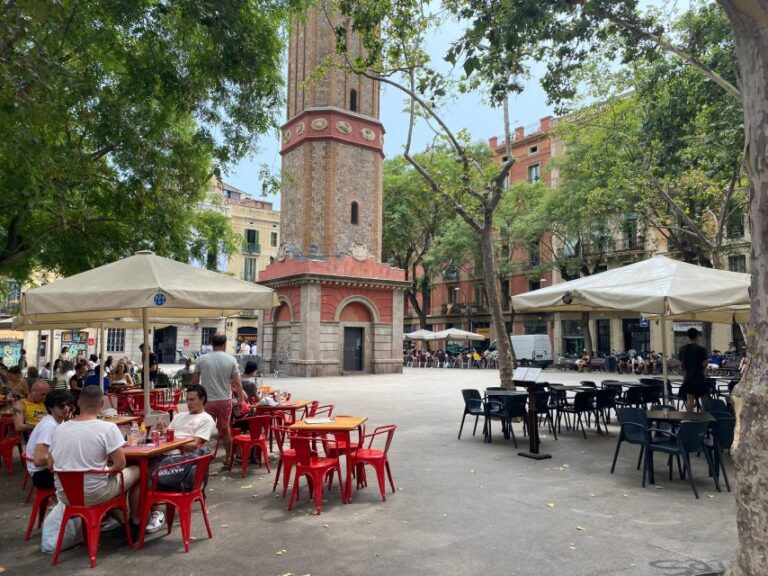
[192,332,244,465]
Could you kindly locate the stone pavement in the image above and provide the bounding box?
[0,368,736,575]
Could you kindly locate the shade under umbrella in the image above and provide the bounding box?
[17,251,276,416]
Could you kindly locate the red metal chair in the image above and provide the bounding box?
[271,425,297,497]
[22,453,56,540]
[137,452,214,552]
[52,469,133,568]
[151,389,182,421]
[301,400,320,420]
[0,417,21,474]
[287,435,342,514]
[314,404,335,417]
[351,425,398,501]
[228,415,271,477]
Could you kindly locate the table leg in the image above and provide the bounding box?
[137,459,148,518]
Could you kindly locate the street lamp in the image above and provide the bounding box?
[453,286,471,332]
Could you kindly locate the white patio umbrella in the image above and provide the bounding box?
[404,329,435,341]
[16,250,276,415]
[511,255,750,400]
[424,327,486,342]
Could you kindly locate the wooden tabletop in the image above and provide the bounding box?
[258,399,310,410]
[123,437,195,458]
[485,389,527,396]
[290,415,367,432]
[647,410,716,423]
[99,415,141,426]
[113,388,145,395]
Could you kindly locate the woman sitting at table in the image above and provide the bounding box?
[109,360,135,389]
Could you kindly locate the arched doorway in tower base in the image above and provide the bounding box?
[337,300,376,373]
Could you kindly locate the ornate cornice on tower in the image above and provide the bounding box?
[280,106,385,157]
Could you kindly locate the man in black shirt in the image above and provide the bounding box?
[138,343,159,387]
[679,328,709,411]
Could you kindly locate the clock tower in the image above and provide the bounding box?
[260,5,406,376]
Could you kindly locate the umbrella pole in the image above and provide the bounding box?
[661,315,669,403]
[99,324,106,390]
[143,308,150,418]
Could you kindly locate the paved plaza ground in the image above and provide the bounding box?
[0,368,737,575]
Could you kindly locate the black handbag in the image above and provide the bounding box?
[155,447,210,492]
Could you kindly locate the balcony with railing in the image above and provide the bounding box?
[242,242,261,254]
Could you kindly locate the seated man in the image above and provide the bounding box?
[148,384,215,533]
[25,390,74,489]
[49,386,143,535]
[83,370,111,392]
[707,351,725,374]
[13,379,50,435]
[158,384,216,453]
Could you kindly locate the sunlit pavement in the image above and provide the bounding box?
[0,368,735,575]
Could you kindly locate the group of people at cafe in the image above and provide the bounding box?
[0,329,282,549]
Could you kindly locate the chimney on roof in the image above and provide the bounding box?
[540,116,553,131]
[514,126,525,140]
[488,136,498,149]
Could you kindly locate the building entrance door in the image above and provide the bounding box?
[153,326,178,363]
[343,327,364,371]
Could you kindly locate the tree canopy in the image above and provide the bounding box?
[0,0,298,279]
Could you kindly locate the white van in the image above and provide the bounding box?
[488,334,553,368]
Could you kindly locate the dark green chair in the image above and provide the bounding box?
[611,408,650,475]
[643,420,716,499]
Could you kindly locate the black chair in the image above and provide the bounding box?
[611,408,650,475]
[705,413,735,492]
[482,397,508,444]
[579,381,597,388]
[529,390,557,441]
[547,386,569,433]
[458,389,484,440]
[594,389,618,434]
[488,393,527,448]
[701,397,730,415]
[641,385,662,408]
[615,386,644,409]
[557,390,597,439]
[643,420,717,498]
[716,379,739,400]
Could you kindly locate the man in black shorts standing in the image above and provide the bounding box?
[679,327,709,412]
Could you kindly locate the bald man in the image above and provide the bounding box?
[13,379,50,433]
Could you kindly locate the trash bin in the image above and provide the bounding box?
[605,355,618,373]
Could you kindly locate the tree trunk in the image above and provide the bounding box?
[717,2,768,574]
[481,219,515,388]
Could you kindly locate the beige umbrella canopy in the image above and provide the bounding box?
[17,251,276,415]
[512,255,750,400]
[424,328,486,342]
[404,329,435,341]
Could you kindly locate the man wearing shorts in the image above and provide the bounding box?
[49,386,143,532]
[192,332,244,465]
[679,327,709,412]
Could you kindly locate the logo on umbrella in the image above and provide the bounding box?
[562,291,575,305]
[153,293,167,306]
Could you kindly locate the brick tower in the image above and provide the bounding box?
[259,6,406,377]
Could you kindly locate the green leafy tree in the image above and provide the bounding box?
[188,210,241,272]
[383,156,452,329]
[0,0,297,279]
[444,1,765,569]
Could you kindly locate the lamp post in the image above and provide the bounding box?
[453,286,471,332]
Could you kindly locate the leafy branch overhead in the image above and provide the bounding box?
[0,0,299,278]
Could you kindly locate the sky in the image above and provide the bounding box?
[221,17,555,208]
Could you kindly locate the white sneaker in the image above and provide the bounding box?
[100,517,121,533]
[144,511,165,534]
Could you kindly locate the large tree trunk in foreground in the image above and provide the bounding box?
[718,1,768,573]
[481,219,515,388]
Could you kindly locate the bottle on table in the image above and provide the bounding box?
[128,422,140,446]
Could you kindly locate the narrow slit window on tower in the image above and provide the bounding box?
[350,89,358,112]
[351,201,359,225]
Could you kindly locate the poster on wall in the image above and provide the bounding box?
[1,340,22,367]
[61,330,89,361]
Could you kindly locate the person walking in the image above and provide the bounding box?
[191,332,244,467]
[679,327,709,412]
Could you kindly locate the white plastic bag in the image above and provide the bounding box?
[41,502,83,554]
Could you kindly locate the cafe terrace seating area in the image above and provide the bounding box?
[0,369,737,575]
[0,381,397,569]
[461,375,737,499]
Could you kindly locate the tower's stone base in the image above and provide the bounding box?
[259,255,407,377]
